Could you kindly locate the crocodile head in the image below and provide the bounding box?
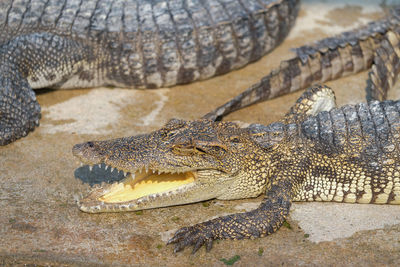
[73,119,271,213]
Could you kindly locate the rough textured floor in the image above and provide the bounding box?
[2,1,400,266]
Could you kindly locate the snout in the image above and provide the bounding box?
[72,141,104,164]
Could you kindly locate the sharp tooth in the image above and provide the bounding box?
[123,171,127,177]
[80,163,83,167]
[105,165,108,170]
[111,167,114,172]
[145,167,148,173]
[98,164,101,168]
[89,166,93,171]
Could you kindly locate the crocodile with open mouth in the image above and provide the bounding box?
[71,4,400,252]
[73,84,400,253]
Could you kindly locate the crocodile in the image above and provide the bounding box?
[71,1,400,254]
[2,0,399,146]
[0,0,300,146]
[73,85,400,253]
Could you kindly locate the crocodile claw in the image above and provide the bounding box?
[167,224,214,254]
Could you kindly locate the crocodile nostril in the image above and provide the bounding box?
[87,141,94,148]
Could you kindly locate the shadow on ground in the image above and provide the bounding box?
[74,165,125,186]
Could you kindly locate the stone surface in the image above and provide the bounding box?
[2,1,400,266]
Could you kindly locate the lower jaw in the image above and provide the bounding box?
[79,171,196,212]
[79,199,140,213]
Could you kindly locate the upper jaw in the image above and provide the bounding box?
[72,140,195,174]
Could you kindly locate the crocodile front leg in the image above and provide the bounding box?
[168,180,292,253]
[0,69,40,145]
[0,32,97,145]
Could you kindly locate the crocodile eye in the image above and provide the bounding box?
[194,147,207,153]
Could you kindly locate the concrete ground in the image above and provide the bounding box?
[1,1,400,266]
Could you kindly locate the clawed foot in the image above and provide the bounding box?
[167,224,215,254]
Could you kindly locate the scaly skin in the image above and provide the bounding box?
[0,0,300,145]
[204,8,400,120]
[369,29,400,100]
[2,1,399,145]
[73,85,400,253]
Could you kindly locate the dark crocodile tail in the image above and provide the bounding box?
[367,28,400,101]
[203,13,397,121]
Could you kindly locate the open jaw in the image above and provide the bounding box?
[78,164,198,213]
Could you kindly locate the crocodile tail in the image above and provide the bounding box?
[203,16,392,121]
[367,28,400,101]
